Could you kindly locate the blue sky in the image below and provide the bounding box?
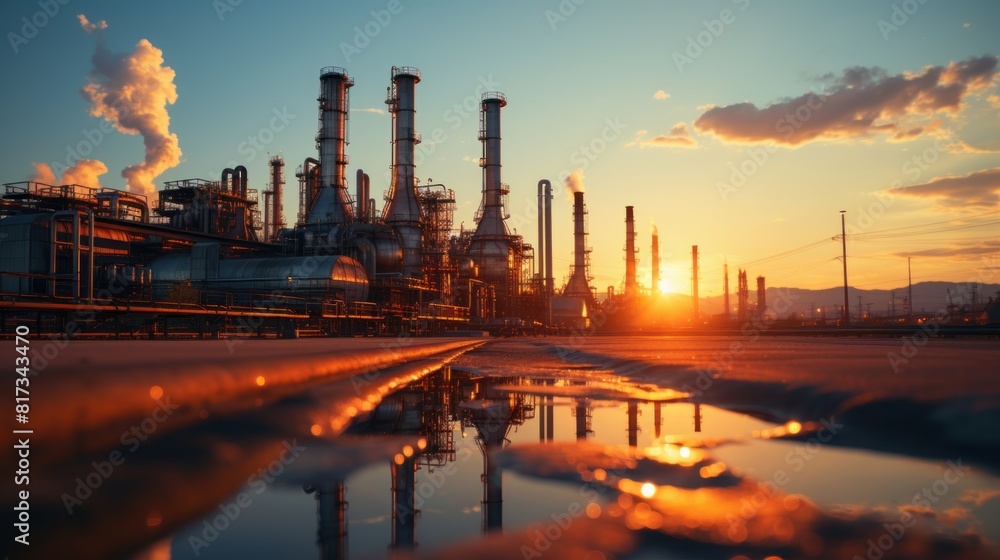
[3,0,999,295]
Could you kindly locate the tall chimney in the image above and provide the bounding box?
[723,262,730,322]
[383,66,423,277]
[538,183,545,279]
[692,245,699,324]
[268,155,284,240]
[756,276,766,320]
[468,93,513,314]
[624,206,637,299]
[308,67,355,224]
[544,181,553,300]
[651,226,660,296]
[563,191,592,300]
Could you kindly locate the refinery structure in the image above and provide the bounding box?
[0,66,571,338]
[3,64,994,339]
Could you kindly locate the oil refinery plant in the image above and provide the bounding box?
[0,66,586,338]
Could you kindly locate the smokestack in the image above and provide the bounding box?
[692,245,699,325]
[757,276,766,320]
[574,192,586,274]
[544,181,553,300]
[383,66,423,277]
[309,67,355,224]
[625,207,637,299]
[723,262,730,322]
[538,182,546,279]
[738,269,749,322]
[562,190,592,300]
[468,92,514,313]
[651,224,660,296]
[269,155,284,240]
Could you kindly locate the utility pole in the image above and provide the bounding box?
[907,257,913,318]
[840,211,849,326]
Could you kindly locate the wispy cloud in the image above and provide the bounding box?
[893,166,1000,209]
[627,123,698,149]
[653,90,670,100]
[894,240,1000,259]
[693,56,999,146]
[352,107,385,115]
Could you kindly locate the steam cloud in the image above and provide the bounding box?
[564,169,585,195]
[32,160,109,187]
[77,14,181,199]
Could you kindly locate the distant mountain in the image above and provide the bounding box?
[697,281,1000,318]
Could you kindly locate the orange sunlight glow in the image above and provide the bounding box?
[255,375,266,387]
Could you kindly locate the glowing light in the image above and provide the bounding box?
[640,482,657,498]
[787,421,802,434]
[658,278,672,293]
[310,424,322,436]
[149,385,163,400]
[679,446,691,458]
[393,453,405,465]
[255,376,266,387]
[585,502,602,518]
[402,445,414,457]
[593,468,607,482]
[417,438,427,450]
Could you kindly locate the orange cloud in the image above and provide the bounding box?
[31,159,109,188]
[893,167,1000,209]
[78,14,180,199]
[694,56,998,146]
[627,123,698,149]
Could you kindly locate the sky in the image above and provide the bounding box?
[2,0,999,298]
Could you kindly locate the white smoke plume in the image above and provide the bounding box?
[564,169,585,196]
[77,14,180,199]
[31,159,109,188]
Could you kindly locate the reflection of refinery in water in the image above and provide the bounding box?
[303,368,702,556]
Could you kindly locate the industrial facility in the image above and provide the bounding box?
[0,65,582,338]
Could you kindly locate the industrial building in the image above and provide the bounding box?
[0,66,571,338]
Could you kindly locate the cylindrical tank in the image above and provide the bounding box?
[149,252,369,302]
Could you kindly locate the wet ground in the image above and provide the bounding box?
[13,336,1000,559]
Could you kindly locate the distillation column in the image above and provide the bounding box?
[308,67,355,225]
[383,66,423,277]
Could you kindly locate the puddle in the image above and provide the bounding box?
[158,367,1000,559]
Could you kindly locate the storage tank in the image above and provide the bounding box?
[149,252,369,302]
